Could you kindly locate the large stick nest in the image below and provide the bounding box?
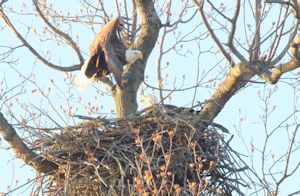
[34,106,247,195]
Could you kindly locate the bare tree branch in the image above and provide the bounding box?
[193,0,235,67]
[156,0,173,103]
[227,0,246,65]
[266,0,300,19]
[130,0,138,42]
[267,6,289,63]
[258,35,300,83]
[0,8,82,72]
[270,22,299,66]
[0,112,58,173]
[32,0,84,64]
[207,0,232,22]
[250,0,262,62]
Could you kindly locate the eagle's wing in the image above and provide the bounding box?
[103,32,124,88]
[85,49,108,77]
[84,52,99,78]
[75,46,107,89]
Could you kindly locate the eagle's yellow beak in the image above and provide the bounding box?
[140,95,147,103]
[136,53,143,60]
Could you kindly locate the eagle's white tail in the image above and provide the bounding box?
[75,61,94,89]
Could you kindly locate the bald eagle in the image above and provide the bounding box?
[75,16,143,89]
[140,95,229,133]
[140,95,200,114]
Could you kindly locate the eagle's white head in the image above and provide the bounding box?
[140,94,158,107]
[125,50,143,64]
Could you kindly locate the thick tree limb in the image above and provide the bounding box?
[0,113,58,173]
[259,59,300,84]
[192,0,300,125]
[197,58,298,124]
[0,9,82,72]
[196,35,300,124]
[196,63,254,124]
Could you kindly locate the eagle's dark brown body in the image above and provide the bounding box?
[86,17,127,87]
[75,17,142,89]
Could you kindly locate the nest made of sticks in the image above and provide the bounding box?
[33,106,247,195]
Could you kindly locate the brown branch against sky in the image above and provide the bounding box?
[0,112,58,173]
[0,7,82,72]
[32,0,84,64]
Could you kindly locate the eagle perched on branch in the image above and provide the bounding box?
[75,16,143,89]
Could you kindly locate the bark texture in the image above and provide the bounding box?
[196,63,254,125]
[112,0,161,117]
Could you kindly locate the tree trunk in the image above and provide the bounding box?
[112,0,161,117]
